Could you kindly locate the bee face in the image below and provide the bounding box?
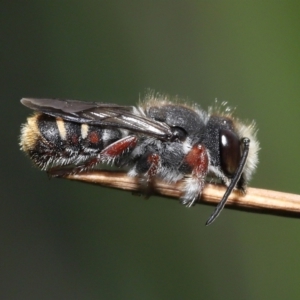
[20,93,259,224]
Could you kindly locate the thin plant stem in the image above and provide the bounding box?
[63,170,300,220]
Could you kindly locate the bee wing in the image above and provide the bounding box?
[21,98,173,140]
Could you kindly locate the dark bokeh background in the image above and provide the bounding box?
[1,2,300,299]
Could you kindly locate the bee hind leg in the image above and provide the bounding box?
[47,157,102,178]
[47,135,138,177]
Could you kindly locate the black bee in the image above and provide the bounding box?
[20,93,259,225]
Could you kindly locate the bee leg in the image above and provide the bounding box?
[181,144,209,207]
[47,156,102,178]
[100,135,137,164]
[145,153,160,181]
[48,136,138,177]
[140,153,161,198]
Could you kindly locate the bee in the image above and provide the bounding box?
[20,93,259,225]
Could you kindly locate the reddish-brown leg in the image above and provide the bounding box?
[138,153,161,198]
[100,136,137,162]
[48,136,137,177]
[145,153,160,182]
[181,144,209,207]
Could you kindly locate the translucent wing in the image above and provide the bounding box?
[21,98,173,140]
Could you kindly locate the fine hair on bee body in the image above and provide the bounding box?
[20,92,259,225]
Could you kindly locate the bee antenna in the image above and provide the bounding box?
[205,138,250,226]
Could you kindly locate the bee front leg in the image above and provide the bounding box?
[181,144,209,207]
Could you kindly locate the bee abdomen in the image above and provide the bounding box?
[20,113,121,169]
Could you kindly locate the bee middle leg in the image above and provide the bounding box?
[131,152,161,198]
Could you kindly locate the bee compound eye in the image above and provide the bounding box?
[170,126,187,142]
[219,128,241,177]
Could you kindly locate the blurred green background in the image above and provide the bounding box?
[1,1,300,299]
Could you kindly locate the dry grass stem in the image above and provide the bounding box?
[65,170,300,219]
